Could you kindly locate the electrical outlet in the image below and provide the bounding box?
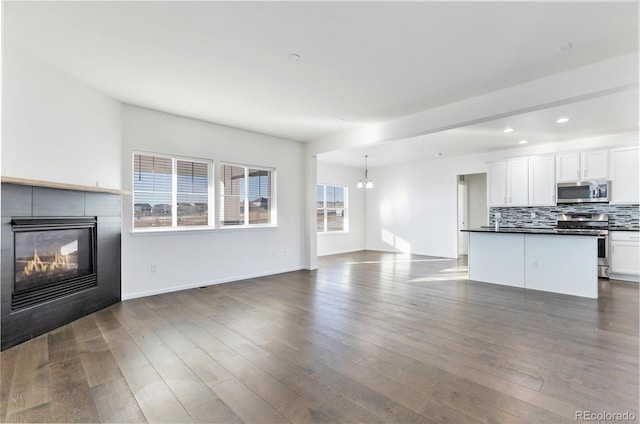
[151,263,158,273]
[531,212,536,219]
[495,212,502,219]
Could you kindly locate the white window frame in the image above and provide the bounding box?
[219,162,277,228]
[132,151,214,232]
[317,184,348,233]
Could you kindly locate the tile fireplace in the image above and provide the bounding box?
[1,183,121,350]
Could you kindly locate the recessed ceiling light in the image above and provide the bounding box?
[503,128,514,133]
[556,117,570,123]
[288,53,301,62]
[518,140,529,144]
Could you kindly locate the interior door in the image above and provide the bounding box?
[458,178,468,256]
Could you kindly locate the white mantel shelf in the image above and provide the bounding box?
[1,176,123,195]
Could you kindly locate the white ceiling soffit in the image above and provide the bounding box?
[4,1,638,143]
[318,88,639,168]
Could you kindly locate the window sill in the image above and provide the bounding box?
[130,224,279,236]
[130,226,217,236]
[318,231,350,236]
[219,225,278,232]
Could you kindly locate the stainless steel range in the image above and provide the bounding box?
[556,213,609,278]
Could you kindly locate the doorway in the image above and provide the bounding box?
[457,173,487,257]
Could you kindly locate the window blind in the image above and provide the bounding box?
[177,160,209,226]
[133,153,211,229]
[221,164,274,226]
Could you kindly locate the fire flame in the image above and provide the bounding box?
[23,249,71,276]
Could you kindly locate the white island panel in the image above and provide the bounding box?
[468,232,524,287]
[524,234,597,298]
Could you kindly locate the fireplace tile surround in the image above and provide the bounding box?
[1,183,121,350]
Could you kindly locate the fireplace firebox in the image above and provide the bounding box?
[11,217,97,310]
[2,183,121,351]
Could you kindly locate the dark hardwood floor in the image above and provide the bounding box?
[1,251,638,423]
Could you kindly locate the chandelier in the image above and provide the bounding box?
[357,155,373,189]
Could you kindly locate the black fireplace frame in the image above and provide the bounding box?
[11,216,98,310]
[1,183,121,351]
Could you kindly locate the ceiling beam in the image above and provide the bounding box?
[308,53,638,156]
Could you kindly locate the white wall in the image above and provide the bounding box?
[121,105,305,299]
[1,43,307,300]
[466,173,487,228]
[316,161,366,256]
[2,42,122,189]
[366,131,638,258]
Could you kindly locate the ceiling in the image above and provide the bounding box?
[319,88,639,167]
[4,1,639,160]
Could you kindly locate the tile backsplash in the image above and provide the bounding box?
[489,204,639,230]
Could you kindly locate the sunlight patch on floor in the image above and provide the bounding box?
[411,266,469,283]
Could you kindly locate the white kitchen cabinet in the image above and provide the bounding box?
[581,150,608,180]
[529,156,555,206]
[488,159,529,206]
[507,159,529,206]
[610,232,640,278]
[556,153,581,182]
[610,146,639,204]
[555,150,608,182]
[488,161,507,206]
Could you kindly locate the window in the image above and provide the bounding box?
[317,184,347,232]
[133,153,212,229]
[220,163,275,227]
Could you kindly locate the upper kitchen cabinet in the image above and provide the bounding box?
[529,156,555,206]
[556,150,608,182]
[610,145,639,204]
[581,150,608,180]
[555,153,580,182]
[507,158,529,206]
[488,159,528,207]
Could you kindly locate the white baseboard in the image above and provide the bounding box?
[363,247,401,253]
[121,266,304,300]
[609,273,640,283]
[317,248,365,257]
[363,248,456,259]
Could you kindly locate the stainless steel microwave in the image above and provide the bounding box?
[556,181,610,204]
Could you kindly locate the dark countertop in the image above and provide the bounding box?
[462,227,601,236]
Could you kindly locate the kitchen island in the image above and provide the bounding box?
[462,228,598,298]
